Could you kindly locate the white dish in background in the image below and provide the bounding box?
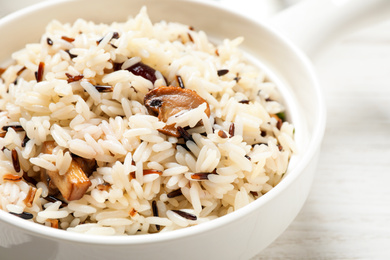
[0,0,326,259]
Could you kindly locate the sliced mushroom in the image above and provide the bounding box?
[41,141,91,201]
[39,170,59,196]
[40,141,60,195]
[144,86,210,137]
[59,160,92,201]
[72,155,97,177]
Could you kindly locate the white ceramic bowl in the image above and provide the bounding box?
[0,0,325,259]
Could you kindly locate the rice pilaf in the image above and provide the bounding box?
[0,7,296,235]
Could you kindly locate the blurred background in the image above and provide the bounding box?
[0,0,302,18]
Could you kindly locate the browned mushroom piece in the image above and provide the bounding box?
[144,86,210,137]
[40,141,60,196]
[41,141,92,201]
[72,155,97,177]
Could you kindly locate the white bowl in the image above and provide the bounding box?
[0,0,325,259]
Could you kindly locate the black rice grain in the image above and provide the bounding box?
[45,195,68,208]
[111,32,119,40]
[46,37,53,46]
[2,125,24,132]
[177,126,193,142]
[113,62,123,71]
[93,85,114,92]
[217,69,229,77]
[171,210,197,221]
[97,31,120,44]
[23,171,37,186]
[10,211,33,220]
[167,189,182,198]
[152,200,160,231]
[176,75,185,89]
[65,50,77,59]
[126,62,157,83]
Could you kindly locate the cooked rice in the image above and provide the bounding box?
[0,7,295,235]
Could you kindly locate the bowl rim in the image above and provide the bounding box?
[0,0,326,246]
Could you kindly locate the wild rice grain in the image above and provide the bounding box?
[229,123,235,137]
[217,130,228,139]
[129,169,162,180]
[234,73,241,82]
[65,50,77,59]
[21,134,30,147]
[48,219,59,228]
[2,125,24,132]
[3,174,22,182]
[65,73,84,83]
[45,195,68,208]
[10,211,34,220]
[46,37,53,46]
[177,126,192,142]
[94,85,114,93]
[176,75,185,89]
[191,172,212,180]
[167,189,182,198]
[171,210,197,221]
[61,36,75,43]
[217,69,229,76]
[152,200,160,230]
[22,171,37,185]
[11,149,21,173]
[35,62,45,82]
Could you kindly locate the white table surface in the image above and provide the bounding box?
[254,12,390,260]
[2,1,390,259]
